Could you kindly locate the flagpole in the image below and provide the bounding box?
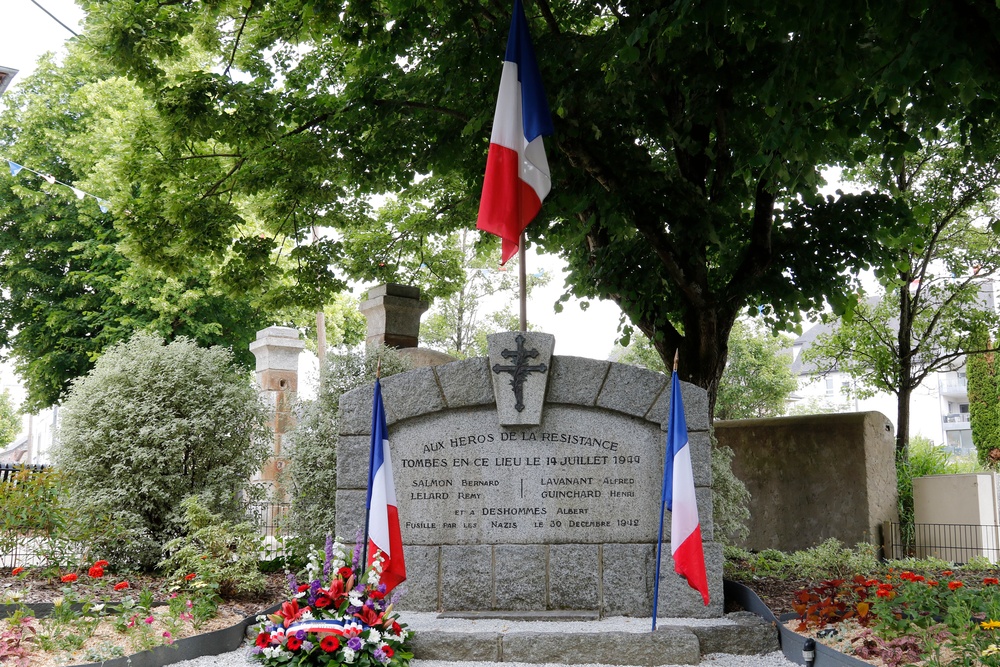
[518,231,527,332]
[361,356,383,573]
[652,350,680,632]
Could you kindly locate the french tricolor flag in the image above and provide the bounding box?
[654,370,709,626]
[365,379,406,593]
[476,0,553,265]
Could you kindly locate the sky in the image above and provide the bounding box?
[0,0,622,378]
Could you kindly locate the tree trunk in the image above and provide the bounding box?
[896,281,914,455]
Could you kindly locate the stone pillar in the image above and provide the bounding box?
[359,284,429,348]
[249,326,305,495]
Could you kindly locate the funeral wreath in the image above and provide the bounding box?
[251,537,412,667]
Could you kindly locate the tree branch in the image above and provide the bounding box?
[224,0,254,78]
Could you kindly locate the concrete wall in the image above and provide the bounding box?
[716,412,897,552]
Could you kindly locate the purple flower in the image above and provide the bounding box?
[348,637,363,651]
[308,579,322,606]
[286,571,299,596]
[378,583,387,594]
[374,647,389,663]
[302,640,314,651]
[324,535,334,578]
[347,605,361,615]
[296,629,306,640]
[251,646,263,655]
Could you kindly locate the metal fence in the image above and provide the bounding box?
[0,463,49,484]
[883,521,1000,564]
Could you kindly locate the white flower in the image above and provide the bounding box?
[262,646,287,659]
[342,648,357,663]
[368,629,382,643]
[349,594,364,607]
[299,610,314,621]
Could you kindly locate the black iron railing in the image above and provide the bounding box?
[883,521,1000,564]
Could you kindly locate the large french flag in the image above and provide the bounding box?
[476,0,553,265]
[659,371,709,610]
[365,379,406,593]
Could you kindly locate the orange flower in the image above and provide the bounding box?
[88,565,104,578]
[61,573,78,583]
[184,573,197,581]
[10,567,23,576]
[984,578,1000,586]
[942,570,954,576]
[928,580,939,587]
[948,580,963,590]
[113,581,130,591]
[94,560,109,568]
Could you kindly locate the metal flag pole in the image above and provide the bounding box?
[518,231,527,332]
[652,349,681,631]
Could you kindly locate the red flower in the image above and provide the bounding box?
[928,580,940,587]
[314,594,332,609]
[355,605,382,626]
[94,560,109,568]
[876,588,894,598]
[10,567,23,576]
[255,632,271,648]
[392,620,402,635]
[61,573,78,583]
[114,581,130,591]
[88,565,104,578]
[184,573,197,581]
[286,636,303,651]
[949,580,964,590]
[985,578,1000,586]
[942,570,954,576]
[338,566,354,579]
[383,646,394,658]
[297,583,310,592]
[276,600,308,628]
[912,575,925,582]
[320,635,340,652]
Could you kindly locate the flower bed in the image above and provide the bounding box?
[790,569,1000,667]
[1,559,245,666]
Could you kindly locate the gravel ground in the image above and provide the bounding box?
[167,613,799,667]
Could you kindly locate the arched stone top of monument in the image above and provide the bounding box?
[339,352,709,435]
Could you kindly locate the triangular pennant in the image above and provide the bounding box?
[8,161,22,176]
[98,199,109,213]
[71,187,86,200]
[43,174,55,184]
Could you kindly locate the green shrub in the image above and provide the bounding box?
[159,495,266,599]
[711,438,751,544]
[53,333,272,570]
[285,346,411,546]
[789,538,880,578]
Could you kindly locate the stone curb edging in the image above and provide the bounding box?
[0,602,280,667]
[723,580,873,667]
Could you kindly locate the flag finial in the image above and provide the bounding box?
[673,349,679,373]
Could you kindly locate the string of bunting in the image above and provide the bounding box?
[4,158,109,213]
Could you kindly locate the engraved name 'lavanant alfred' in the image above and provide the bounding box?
[391,427,658,544]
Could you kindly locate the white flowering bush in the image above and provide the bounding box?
[251,537,412,667]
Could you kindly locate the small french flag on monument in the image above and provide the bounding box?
[476,0,553,265]
[653,369,709,628]
[365,379,406,594]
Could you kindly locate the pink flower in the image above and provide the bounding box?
[144,616,154,624]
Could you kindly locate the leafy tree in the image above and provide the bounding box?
[53,333,272,570]
[0,50,285,410]
[0,390,20,449]
[421,229,550,358]
[805,129,1000,454]
[78,0,1000,414]
[617,320,797,420]
[967,331,1000,467]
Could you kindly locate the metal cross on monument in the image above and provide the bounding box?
[492,333,547,412]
